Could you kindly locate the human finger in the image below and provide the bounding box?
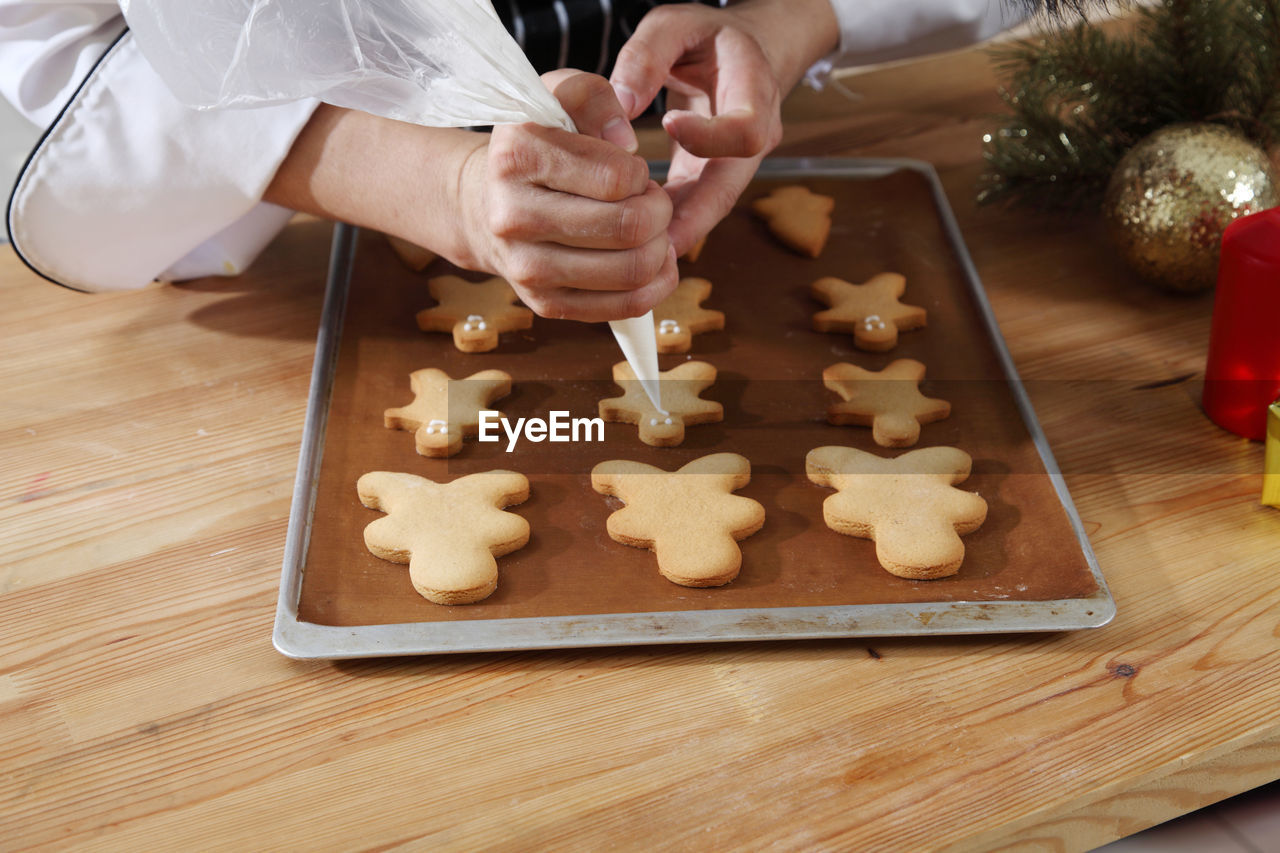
[488,179,672,251]
[661,29,781,159]
[541,69,640,152]
[664,150,763,257]
[663,107,781,160]
[515,245,680,323]
[609,6,717,119]
[500,229,673,296]
[488,122,649,202]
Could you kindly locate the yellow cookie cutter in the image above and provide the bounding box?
[1263,399,1280,507]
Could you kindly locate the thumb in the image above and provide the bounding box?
[541,69,638,152]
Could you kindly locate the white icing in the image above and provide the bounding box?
[658,319,682,335]
[649,416,675,426]
[462,314,487,331]
[424,418,449,435]
[862,313,887,331]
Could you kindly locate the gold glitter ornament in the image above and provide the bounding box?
[1102,123,1278,293]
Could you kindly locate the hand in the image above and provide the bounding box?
[457,70,678,322]
[609,0,839,256]
[267,72,676,324]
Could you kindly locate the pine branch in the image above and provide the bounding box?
[1137,0,1243,123]
[979,0,1280,211]
[1234,0,1280,143]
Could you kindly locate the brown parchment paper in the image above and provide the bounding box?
[297,168,1097,627]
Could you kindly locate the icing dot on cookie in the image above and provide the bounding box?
[462,314,488,331]
[658,319,682,335]
[648,416,675,426]
[425,418,449,435]
[863,313,887,331]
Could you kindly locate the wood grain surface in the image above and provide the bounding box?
[2,29,1278,852]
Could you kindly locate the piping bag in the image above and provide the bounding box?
[120,0,664,412]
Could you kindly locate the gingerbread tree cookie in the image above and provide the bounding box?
[598,360,723,446]
[823,359,951,447]
[806,445,987,579]
[356,470,530,604]
[653,277,725,354]
[751,185,834,258]
[384,367,511,457]
[416,275,533,352]
[811,273,926,352]
[591,453,765,587]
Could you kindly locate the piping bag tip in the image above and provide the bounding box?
[608,312,665,414]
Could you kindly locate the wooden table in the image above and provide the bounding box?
[3,37,1277,853]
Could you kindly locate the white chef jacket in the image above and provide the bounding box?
[0,0,1028,292]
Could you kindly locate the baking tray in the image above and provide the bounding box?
[273,158,1115,658]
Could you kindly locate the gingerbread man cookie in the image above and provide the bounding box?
[811,273,926,352]
[806,445,987,579]
[384,368,512,457]
[751,185,834,258]
[416,275,534,352]
[653,277,725,354]
[598,360,723,446]
[823,359,951,447]
[591,453,765,587]
[357,470,530,604]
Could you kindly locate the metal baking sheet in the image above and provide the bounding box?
[273,158,1115,658]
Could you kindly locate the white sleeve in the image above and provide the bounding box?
[0,1,122,126]
[1,3,317,292]
[808,0,1032,84]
